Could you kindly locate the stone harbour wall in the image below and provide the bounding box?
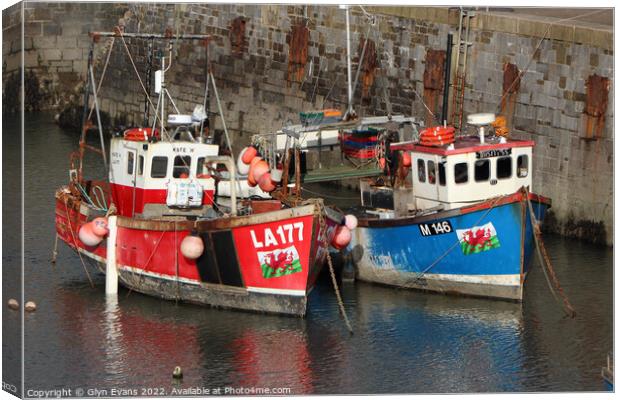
[3,3,613,245]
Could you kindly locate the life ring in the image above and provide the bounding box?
[124,127,160,141]
[419,126,455,147]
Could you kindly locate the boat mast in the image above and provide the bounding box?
[160,49,166,138]
[343,5,354,119]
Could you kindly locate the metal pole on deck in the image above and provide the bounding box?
[89,65,108,171]
[105,215,118,295]
[441,33,453,125]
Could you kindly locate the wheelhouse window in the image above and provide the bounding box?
[138,155,144,176]
[427,160,436,184]
[438,162,446,186]
[517,155,529,178]
[475,159,490,182]
[127,152,134,175]
[196,157,210,178]
[454,162,468,184]
[173,155,192,178]
[497,157,512,179]
[417,159,426,183]
[151,156,168,178]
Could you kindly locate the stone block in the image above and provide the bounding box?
[42,48,62,61]
[56,36,77,49]
[62,48,81,61]
[32,36,57,49]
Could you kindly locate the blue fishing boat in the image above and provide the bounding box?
[348,113,551,301]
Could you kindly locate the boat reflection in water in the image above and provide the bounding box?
[333,282,527,393]
[53,282,346,394]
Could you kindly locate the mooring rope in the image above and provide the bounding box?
[63,198,95,288]
[526,191,576,318]
[311,198,354,334]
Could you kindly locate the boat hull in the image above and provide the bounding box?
[83,250,309,315]
[349,191,550,301]
[55,189,340,316]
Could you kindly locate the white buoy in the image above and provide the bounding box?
[25,301,37,312]
[106,216,118,295]
[344,214,358,230]
[7,299,19,310]
[180,234,204,260]
[271,168,283,183]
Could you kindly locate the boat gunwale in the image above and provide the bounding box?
[390,137,536,156]
[357,190,551,228]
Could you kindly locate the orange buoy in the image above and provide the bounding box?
[180,234,204,260]
[237,148,250,175]
[401,152,411,167]
[78,222,103,247]
[332,225,352,250]
[258,173,276,192]
[91,217,109,236]
[247,157,262,187]
[241,146,258,164]
[251,160,270,184]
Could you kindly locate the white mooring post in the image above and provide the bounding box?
[106,215,118,295]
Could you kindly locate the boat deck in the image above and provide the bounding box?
[301,163,383,183]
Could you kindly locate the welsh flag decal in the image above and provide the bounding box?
[456,222,501,255]
[258,246,302,279]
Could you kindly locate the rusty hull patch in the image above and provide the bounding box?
[422,49,445,126]
[287,21,309,84]
[358,36,378,98]
[583,74,610,139]
[501,63,521,129]
[229,16,247,55]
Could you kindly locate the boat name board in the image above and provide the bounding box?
[419,220,453,236]
[250,222,305,248]
[476,148,511,159]
[173,147,195,153]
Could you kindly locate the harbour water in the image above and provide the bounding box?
[3,113,613,394]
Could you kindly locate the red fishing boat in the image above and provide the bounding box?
[54,30,346,316]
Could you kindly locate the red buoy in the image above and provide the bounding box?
[331,225,352,250]
[258,173,276,192]
[91,217,109,236]
[78,222,103,247]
